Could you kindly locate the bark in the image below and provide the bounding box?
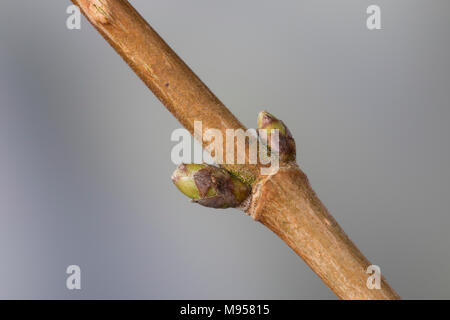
[248,165,399,299]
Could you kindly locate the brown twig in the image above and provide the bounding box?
[72,0,400,299]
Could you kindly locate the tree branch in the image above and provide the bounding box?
[72,0,400,299]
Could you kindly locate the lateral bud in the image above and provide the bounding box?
[171,164,250,209]
[257,111,296,162]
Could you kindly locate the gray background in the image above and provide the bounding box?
[1,0,449,299]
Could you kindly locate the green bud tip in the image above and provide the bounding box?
[257,111,296,162]
[171,164,250,209]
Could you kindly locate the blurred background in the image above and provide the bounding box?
[1,0,449,299]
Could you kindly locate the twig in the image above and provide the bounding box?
[72,0,400,299]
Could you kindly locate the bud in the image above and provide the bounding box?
[257,111,296,162]
[171,164,250,209]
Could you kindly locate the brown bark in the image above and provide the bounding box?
[73,0,259,184]
[72,0,400,299]
[248,165,399,299]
